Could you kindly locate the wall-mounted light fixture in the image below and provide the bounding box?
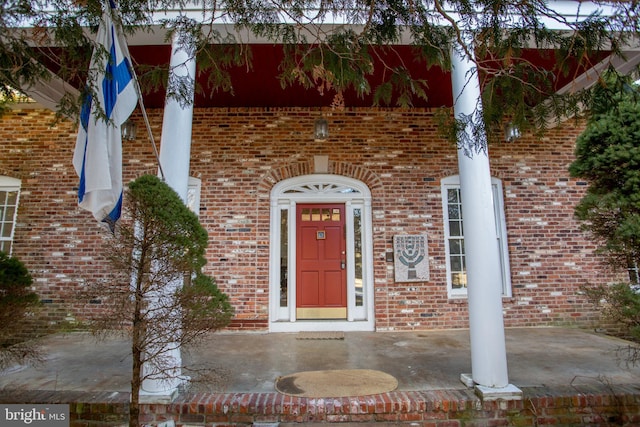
[504,122,521,142]
[122,119,137,141]
[314,117,329,140]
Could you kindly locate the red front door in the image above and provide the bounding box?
[296,203,347,319]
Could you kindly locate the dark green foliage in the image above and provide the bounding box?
[0,251,39,347]
[103,174,234,337]
[570,73,640,354]
[179,273,234,331]
[569,73,640,268]
[0,251,41,368]
[1,0,637,140]
[91,174,233,427]
[125,173,208,276]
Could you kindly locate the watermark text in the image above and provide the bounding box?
[1,404,69,426]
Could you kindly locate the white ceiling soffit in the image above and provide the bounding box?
[556,51,640,96]
[17,69,79,114]
[545,51,640,128]
[124,0,625,45]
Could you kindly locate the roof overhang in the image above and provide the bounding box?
[16,1,640,111]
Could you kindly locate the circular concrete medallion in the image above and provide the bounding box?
[275,369,398,397]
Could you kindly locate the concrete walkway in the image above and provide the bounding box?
[1,327,639,395]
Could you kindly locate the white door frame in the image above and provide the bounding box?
[268,174,375,332]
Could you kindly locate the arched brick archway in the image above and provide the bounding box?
[259,159,384,194]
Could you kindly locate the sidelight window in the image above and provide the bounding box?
[0,177,20,255]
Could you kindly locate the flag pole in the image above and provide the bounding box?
[132,84,167,182]
[108,3,166,182]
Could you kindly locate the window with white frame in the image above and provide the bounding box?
[0,176,21,255]
[441,175,511,298]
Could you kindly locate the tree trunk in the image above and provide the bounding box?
[130,343,141,427]
[130,275,145,427]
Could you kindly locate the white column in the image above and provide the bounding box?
[450,42,513,393]
[157,30,196,203]
[140,25,196,400]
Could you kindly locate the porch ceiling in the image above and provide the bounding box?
[127,43,606,109]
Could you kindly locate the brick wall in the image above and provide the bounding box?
[0,106,618,332]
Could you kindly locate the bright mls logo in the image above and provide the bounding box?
[1,404,69,426]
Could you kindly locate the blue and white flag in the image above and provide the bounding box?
[73,0,138,230]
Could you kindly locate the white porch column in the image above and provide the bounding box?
[157,29,196,202]
[450,41,521,399]
[140,25,196,401]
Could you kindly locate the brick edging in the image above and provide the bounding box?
[1,385,639,425]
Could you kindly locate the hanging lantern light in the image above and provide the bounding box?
[504,122,521,142]
[314,117,329,140]
[122,119,138,141]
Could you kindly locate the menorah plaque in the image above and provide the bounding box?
[393,234,429,282]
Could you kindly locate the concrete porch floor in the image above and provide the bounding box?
[1,327,639,395]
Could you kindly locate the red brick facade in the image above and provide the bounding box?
[0,106,619,332]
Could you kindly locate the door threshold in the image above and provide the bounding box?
[296,307,347,319]
[269,319,374,333]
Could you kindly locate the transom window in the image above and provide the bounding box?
[441,175,511,298]
[300,207,341,222]
[0,176,21,255]
[284,183,361,195]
